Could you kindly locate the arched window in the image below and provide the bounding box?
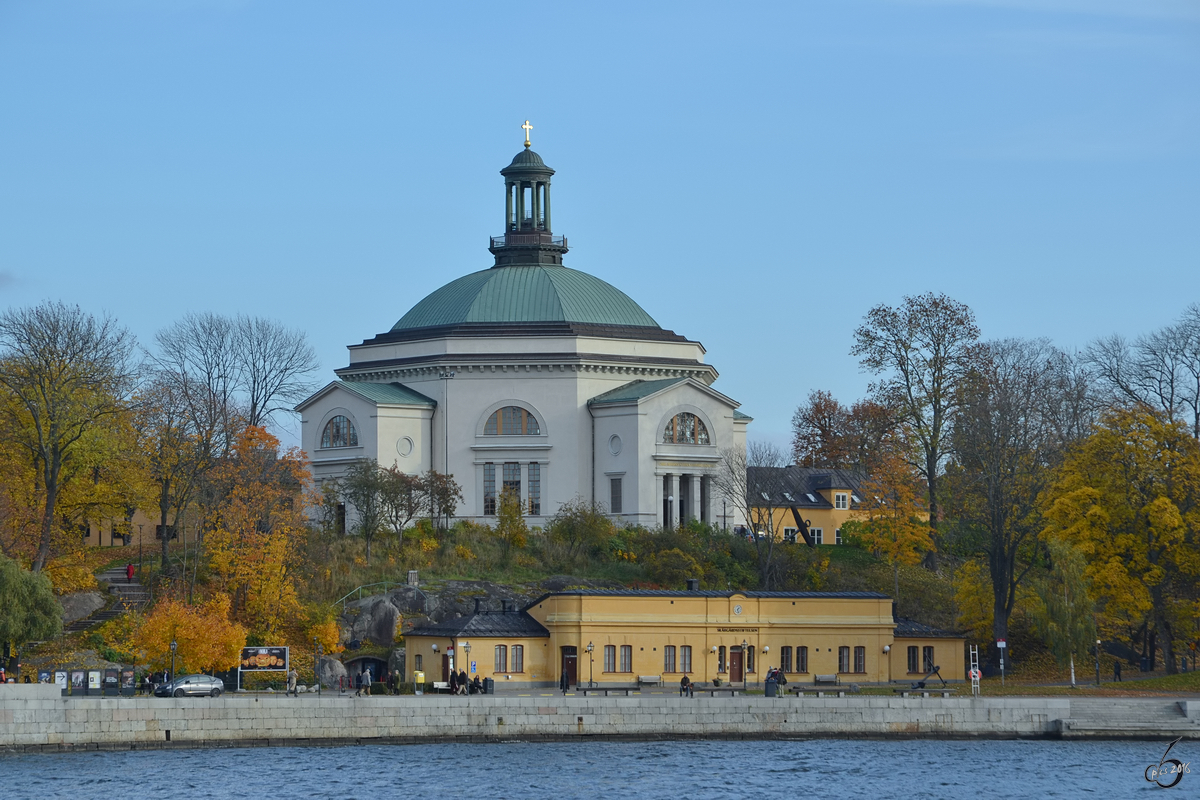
[484,406,540,435]
[662,412,709,444]
[321,415,358,448]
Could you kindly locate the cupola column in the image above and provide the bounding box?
[543,183,551,231]
[505,181,513,231]
[532,181,541,229]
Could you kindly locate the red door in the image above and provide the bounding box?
[730,649,744,684]
[561,648,578,688]
[442,654,450,683]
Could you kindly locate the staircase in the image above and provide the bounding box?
[62,567,150,635]
[1059,698,1200,738]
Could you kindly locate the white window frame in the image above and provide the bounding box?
[835,528,842,545]
[812,528,823,545]
[783,527,798,543]
[835,492,848,510]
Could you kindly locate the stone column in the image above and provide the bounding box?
[544,182,551,231]
[532,181,541,229]
[701,475,712,524]
[689,474,701,523]
[668,474,680,529]
[506,182,513,230]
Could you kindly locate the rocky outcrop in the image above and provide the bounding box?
[59,593,106,626]
[316,655,347,689]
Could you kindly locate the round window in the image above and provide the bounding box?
[397,436,414,458]
[608,434,622,455]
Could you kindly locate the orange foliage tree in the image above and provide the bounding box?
[130,593,246,674]
[205,426,310,641]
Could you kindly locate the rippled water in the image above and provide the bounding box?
[1,738,1185,798]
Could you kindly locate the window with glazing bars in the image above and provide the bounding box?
[610,477,622,514]
[907,646,919,673]
[512,645,523,672]
[923,646,935,674]
[680,645,692,673]
[604,645,616,672]
[854,646,865,673]
[503,462,520,503]
[838,646,850,673]
[663,645,676,672]
[528,462,541,515]
[483,463,496,515]
[797,646,808,673]
[494,645,507,672]
[620,645,632,673]
[747,647,755,673]
[717,646,726,672]
[780,646,792,673]
[484,406,540,435]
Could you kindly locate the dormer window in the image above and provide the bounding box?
[662,413,710,445]
[321,415,358,449]
[485,406,541,435]
[783,492,795,502]
[835,493,848,510]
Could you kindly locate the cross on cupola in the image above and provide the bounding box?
[488,122,569,268]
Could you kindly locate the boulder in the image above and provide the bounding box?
[317,655,347,689]
[59,592,105,625]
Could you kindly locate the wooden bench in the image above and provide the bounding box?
[431,681,451,693]
[579,688,635,696]
[637,675,661,688]
[790,687,845,697]
[700,687,740,697]
[814,674,840,686]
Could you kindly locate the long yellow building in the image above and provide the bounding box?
[405,586,964,690]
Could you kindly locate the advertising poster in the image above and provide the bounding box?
[37,670,51,683]
[121,668,136,689]
[239,647,289,671]
[70,670,85,689]
[87,670,101,690]
[55,671,67,689]
[103,668,119,693]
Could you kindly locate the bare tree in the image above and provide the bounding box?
[949,339,1083,669]
[0,302,135,572]
[852,293,982,567]
[713,441,789,589]
[154,312,242,459]
[234,315,319,428]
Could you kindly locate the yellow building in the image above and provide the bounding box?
[404,586,965,689]
[746,467,866,546]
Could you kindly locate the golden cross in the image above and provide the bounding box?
[522,119,533,148]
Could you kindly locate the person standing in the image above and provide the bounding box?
[559,669,568,695]
[125,563,134,583]
[363,666,372,696]
[1114,661,1122,682]
[287,667,298,697]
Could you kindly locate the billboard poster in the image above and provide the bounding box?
[239,647,289,672]
[55,671,67,689]
[121,667,136,689]
[70,670,85,689]
[87,670,101,690]
[103,668,119,692]
[37,670,51,683]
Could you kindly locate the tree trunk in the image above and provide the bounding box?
[990,598,1009,670]
[32,473,58,573]
[923,456,939,570]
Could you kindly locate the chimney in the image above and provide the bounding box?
[500,599,510,613]
[474,598,483,614]
[686,578,699,592]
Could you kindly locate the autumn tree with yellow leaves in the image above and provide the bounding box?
[1042,407,1200,674]
[127,593,246,675]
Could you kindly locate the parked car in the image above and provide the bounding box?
[155,674,224,698]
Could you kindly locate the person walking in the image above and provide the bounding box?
[362,666,372,696]
[287,667,298,697]
[1114,661,1122,682]
[125,563,134,583]
[559,669,568,695]
[457,669,468,695]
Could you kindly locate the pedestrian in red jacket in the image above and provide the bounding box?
[125,563,134,583]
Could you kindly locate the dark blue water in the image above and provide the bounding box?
[1,739,1187,797]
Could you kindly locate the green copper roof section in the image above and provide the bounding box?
[733,409,753,421]
[338,381,436,406]
[392,266,660,331]
[588,378,687,406]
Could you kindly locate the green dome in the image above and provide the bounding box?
[392,266,660,331]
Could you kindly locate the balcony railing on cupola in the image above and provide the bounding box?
[491,233,567,248]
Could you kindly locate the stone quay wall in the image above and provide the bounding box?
[2,685,1198,752]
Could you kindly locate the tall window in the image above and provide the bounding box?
[414,654,422,672]
[680,645,692,673]
[664,645,676,673]
[923,646,935,673]
[746,646,755,673]
[835,492,848,510]
[812,528,823,545]
[512,645,524,673]
[495,645,508,672]
[907,646,919,673]
[528,463,541,515]
[604,645,616,672]
[780,646,793,673]
[835,528,843,545]
[321,415,358,448]
[620,645,632,673]
[797,646,808,673]
[718,645,726,673]
[483,463,497,515]
[838,646,850,673]
[484,406,540,435]
[610,477,622,514]
[662,412,710,444]
[854,646,866,673]
[503,462,521,503]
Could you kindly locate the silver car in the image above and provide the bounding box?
[155,674,224,698]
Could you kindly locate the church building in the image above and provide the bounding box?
[297,131,749,527]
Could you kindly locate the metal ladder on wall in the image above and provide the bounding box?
[969,645,981,697]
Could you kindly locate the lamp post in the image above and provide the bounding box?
[742,639,748,692]
[586,642,594,688]
[316,642,323,696]
[1095,639,1101,686]
[667,495,674,531]
[462,641,471,700]
[169,639,177,683]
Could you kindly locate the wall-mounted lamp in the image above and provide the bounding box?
[711,646,718,653]
[883,645,891,654]
[763,646,770,653]
[431,644,439,652]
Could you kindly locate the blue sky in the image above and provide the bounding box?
[1,0,1196,448]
